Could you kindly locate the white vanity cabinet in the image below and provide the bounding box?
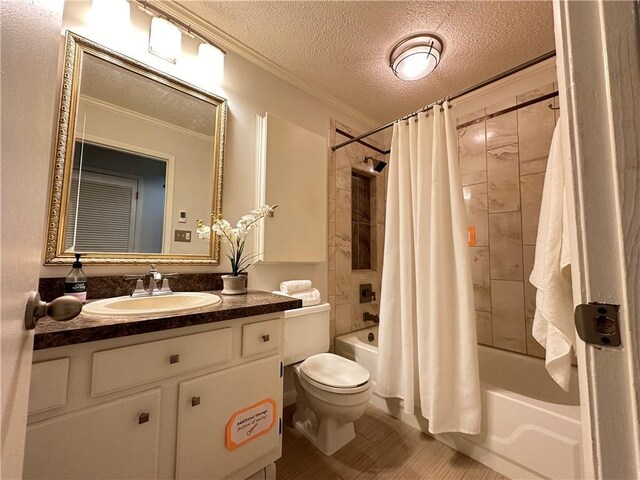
[24,313,284,480]
[176,355,281,479]
[24,389,162,479]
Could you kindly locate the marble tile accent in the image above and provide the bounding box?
[458,121,487,186]
[487,144,520,213]
[517,83,555,104]
[328,246,336,272]
[335,189,351,250]
[352,173,371,223]
[335,268,351,305]
[476,311,492,346]
[375,174,386,225]
[357,224,371,269]
[463,182,489,246]
[489,212,523,281]
[376,224,385,273]
[486,98,516,115]
[486,110,518,151]
[328,222,335,247]
[523,246,536,318]
[491,280,526,353]
[526,317,546,358]
[328,197,336,223]
[518,100,555,175]
[336,303,351,336]
[521,172,545,245]
[457,107,486,125]
[328,270,336,296]
[336,151,352,191]
[328,175,335,199]
[328,294,336,350]
[328,152,336,174]
[470,247,491,312]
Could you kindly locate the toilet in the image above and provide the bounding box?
[283,303,372,456]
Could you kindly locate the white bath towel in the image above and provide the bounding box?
[279,280,313,294]
[530,120,575,392]
[273,288,321,307]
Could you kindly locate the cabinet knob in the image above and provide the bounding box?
[191,396,201,407]
[138,412,150,424]
[169,354,180,364]
[261,334,270,342]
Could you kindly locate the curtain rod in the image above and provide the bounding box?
[331,50,556,152]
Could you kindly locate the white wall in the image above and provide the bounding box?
[0,1,65,477]
[40,1,377,301]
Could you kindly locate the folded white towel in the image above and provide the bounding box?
[273,288,321,307]
[279,280,313,294]
[530,120,575,392]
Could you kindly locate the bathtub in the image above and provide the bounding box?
[335,326,583,480]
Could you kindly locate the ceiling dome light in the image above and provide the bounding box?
[389,34,443,81]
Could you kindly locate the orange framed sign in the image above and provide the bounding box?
[226,398,277,450]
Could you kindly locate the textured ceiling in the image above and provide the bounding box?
[179,1,555,124]
[81,53,216,136]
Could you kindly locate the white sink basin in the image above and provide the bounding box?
[82,292,222,316]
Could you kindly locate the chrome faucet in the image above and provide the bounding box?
[124,265,178,297]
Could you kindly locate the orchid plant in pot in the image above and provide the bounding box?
[196,205,277,295]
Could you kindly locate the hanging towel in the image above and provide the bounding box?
[272,288,321,307]
[280,280,313,294]
[530,120,574,392]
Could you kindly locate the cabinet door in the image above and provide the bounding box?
[176,355,282,479]
[23,389,161,479]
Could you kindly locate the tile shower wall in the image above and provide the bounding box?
[458,83,559,358]
[328,120,388,348]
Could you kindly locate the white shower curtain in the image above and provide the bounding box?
[376,102,481,435]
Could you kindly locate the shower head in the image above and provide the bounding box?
[363,156,388,172]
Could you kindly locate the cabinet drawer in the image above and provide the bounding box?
[92,328,231,396]
[242,319,280,357]
[28,358,70,415]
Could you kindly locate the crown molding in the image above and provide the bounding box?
[79,95,213,142]
[154,0,379,129]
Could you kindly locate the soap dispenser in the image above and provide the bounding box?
[64,253,87,303]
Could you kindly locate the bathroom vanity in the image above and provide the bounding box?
[24,290,301,480]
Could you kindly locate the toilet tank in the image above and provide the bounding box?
[283,303,331,366]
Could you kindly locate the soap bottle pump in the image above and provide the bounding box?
[64,253,88,303]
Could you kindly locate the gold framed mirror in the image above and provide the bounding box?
[45,32,226,265]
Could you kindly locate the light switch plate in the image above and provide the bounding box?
[174,230,191,242]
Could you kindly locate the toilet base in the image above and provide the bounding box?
[293,408,356,456]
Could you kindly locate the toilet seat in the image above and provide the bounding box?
[299,353,371,394]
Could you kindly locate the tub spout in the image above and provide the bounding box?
[363,312,379,324]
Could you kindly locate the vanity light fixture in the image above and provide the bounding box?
[91,0,130,27]
[199,43,225,86]
[389,34,443,81]
[149,16,182,63]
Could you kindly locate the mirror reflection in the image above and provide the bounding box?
[45,33,226,265]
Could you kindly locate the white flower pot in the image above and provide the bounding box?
[221,275,247,295]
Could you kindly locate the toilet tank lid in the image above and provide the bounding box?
[300,353,370,388]
[284,302,330,318]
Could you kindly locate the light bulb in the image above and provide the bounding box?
[149,16,181,63]
[199,43,225,86]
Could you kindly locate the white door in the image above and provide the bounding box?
[0,1,64,477]
[553,0,640,478]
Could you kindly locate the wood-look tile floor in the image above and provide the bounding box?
[275,405,506,480]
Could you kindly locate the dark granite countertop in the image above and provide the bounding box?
[34,290,302,350]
